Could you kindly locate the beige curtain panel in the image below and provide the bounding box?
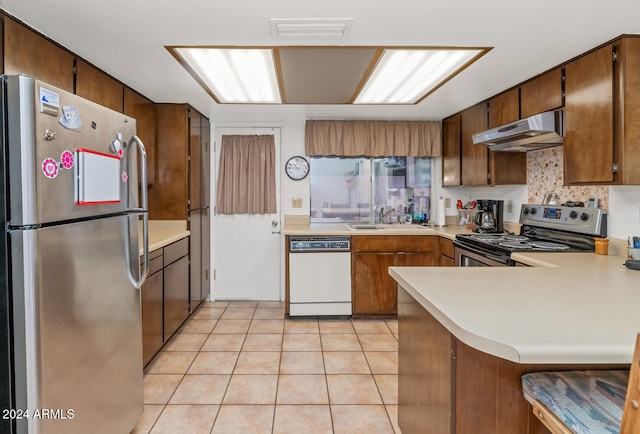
[304,120,442,157]
[216,135,277,214]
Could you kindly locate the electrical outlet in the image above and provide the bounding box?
[444,198,451,208]
[292,197,303,208]
[507,200,513,213]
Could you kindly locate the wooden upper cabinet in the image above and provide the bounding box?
[488,88,519,127]
[124,88,156,186]
[520,68,563,118]
[615,37,640,185]
[564,44,614,184]
[75,59,124,112]
[442,115,461,186]
[490,151,526,185]
[487,89,527,185]
[2,16,74,91]
[149,104,189,220]
[189,110,203,210]
[460,102,489,185]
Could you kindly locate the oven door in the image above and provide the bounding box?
[454,243,512,267]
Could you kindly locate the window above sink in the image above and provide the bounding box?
[309,156,431,223]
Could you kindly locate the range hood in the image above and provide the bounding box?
[472,110,563,152]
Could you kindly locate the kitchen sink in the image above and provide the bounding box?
[346,223,381,230]
[345,223,432,230]
[377,224,432,230]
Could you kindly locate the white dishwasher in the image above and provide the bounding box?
[288,236,351,317]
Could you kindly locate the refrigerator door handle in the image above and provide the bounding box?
[126,135,148,213]
[125,135,148,289]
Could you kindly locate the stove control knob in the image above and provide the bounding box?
[523,207,530,215]
[530,207,537,215]
[570,210,579,219]
[580,212,590,221]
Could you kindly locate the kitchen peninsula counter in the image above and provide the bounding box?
[390,247,638,434]
[390,250,640,364]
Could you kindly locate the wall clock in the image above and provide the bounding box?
[285,156,309,180]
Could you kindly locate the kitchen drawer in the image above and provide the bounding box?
[164,237,189,267]
[141,248,164,276]
[352,235,436,253]
[438,237,455,259]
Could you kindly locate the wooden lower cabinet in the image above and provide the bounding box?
[141,269,163,366]
[438,237,455,266]
[141,248,164,367]
[141,237,191,367]
[163,255,189,339]
[398,287,454,433]
[352,236,437,315]
[353,252,396,314]
[398,286,626,434]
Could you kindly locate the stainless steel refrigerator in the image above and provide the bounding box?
[0,75,149,434]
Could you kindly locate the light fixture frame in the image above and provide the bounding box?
[166,45,492,105]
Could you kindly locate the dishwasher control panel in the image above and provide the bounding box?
[290,236,350,252]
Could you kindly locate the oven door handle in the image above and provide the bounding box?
[454,242,511,265]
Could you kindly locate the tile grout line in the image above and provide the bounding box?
[141,306,399,433]
[354,322,398,433]
[207,302,238,433]
[316,320,339,433]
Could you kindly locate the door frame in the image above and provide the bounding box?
[210,122,286,301]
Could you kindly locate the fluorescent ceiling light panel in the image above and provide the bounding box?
[174,48,281,103]
[354,48,485,104]
[269,18,354,39]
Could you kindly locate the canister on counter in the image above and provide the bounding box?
[628,236,640,261]
[595,238,609,255]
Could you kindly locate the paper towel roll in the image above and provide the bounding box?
[438,196,446,226]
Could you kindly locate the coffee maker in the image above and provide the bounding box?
[473,199,504,233]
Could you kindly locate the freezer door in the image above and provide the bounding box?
[4,75,137,226]
[10,215,143,434]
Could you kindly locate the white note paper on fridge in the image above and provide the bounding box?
[75,149,121,205]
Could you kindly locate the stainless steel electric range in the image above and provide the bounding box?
[454,204,608,267]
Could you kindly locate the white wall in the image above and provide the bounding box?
[210,121,639,240]
[609,186,640,239]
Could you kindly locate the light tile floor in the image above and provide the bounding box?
[131,301,401,434]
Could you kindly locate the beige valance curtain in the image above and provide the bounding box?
[216,135,277,214]
[305,120,441,157]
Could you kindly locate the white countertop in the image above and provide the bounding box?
[389,251,640,365]
[140,220,190,255]
[283,222,469,239]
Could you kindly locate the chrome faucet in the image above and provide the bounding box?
[378,206,397,224]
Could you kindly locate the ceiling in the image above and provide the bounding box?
[2,0,640,121]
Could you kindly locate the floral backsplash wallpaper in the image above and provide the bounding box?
[526,147,610,209]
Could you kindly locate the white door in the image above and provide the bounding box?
[213,127,281,301]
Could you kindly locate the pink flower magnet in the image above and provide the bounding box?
[121,171,128,182]
[42,158,59,179]
[60,150,74,169]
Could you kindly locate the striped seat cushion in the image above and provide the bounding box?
[522,370,629,434]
